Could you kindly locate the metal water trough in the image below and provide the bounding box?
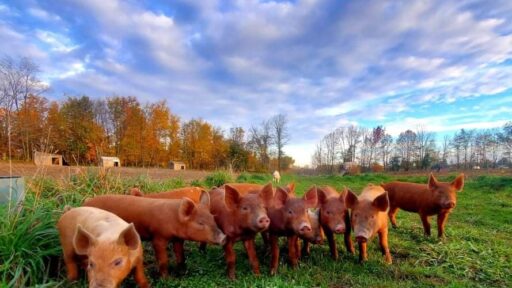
[0,176,25,209]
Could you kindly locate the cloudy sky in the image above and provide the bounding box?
[1,0,512,166]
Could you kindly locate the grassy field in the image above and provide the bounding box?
[1,170,511,287]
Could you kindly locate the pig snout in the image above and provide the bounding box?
[334,224,345,234]
[443,201,456,209]
[89,280,115,288]
[355,236,367,243]
[299,222,312,235]
[257,216,270,229]
[216,231,227,245]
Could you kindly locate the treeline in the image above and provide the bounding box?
[0,57,293,171]
[313,123,512,173]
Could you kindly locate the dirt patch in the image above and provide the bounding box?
[0,162,212,182]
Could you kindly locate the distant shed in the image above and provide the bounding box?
[34,152,62,166]
[101,157,121,167]
[169,161,186,170]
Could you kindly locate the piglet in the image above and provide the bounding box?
[83,194,226,278]
[57,206,149,288]
[300,209,325,257]
[267,186,318,275]
[209,183,274,279]
[346,184,392,264]
[382,173,464,237]
[316,186,354,260]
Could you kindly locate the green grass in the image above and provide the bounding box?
[1,171,511,287]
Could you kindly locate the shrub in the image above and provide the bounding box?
[371,163,384,173]
[347,165,361,175]
[204,171,232,188]
[0,195,63,287]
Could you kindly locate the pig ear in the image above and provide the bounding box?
[73,225,97,255]
[286,182,296,195]
[259,182,274,208]
[338,187,348,203]
[451,173,465,192]
[303,186,318,209]
[130,188,144,197]
[273,187,289,209]
[199,190,211,207]
[178,198,197,222]
[224,185,240,210]
[118,223,140,251]
[317,187,328,205]
[345,189,358,209]
[428,173,439,191]
[372,192,389,212]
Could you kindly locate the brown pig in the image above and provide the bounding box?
[300,209,325,257]
[83,194,226,278]
[381,173,464,238]
[57,206,149,288]
[209,183,274,279]
[267,186,318,275]
[316,186,354,260]
[129,186,206,203]
[346,184,392,264]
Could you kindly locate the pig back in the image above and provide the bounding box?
[143,187,203,203]
[383,182,430,213]
[83,195,180,239]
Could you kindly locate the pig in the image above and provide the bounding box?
[129,186,206,203]
[381,173,464,238]
[267,186,318,275]
[316,186,354,260]
[209,183,274,279]
[300,209,325,257]
[57,206,149,288]
[345,184,392,264]
[273,170,281,183]
[83,194,226,278]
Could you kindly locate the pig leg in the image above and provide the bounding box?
[224,240,237,280]
[420,213,431,237]
[358,241,368,262]
[378,229,392,264]
[287,235,299,268]
[295,237,301,259]
[152,236,170,277]
[270,234,280,275]
[437,212,450,238]
[324,228,338,260]
[301,240,311,257]
[173,239,186,274]
[243,238,261,275]
[199,242,207,253]
[133,256,150,288]
[344,214,355,254]
[63,250,79,281]
[388,206,399,228]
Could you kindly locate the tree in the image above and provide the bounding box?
[416,125,435,169]
[396,130,417,171]
[498,122,512,165]
[270,114,289,172]
[248,120,272,171]
[228,127,249,171]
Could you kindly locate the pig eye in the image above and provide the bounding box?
[88,261,95,270]
[288,209,293,215]
[198,221,205,226]
[326,211,331,215]
[242,206,249,211]
[113,258,123,267]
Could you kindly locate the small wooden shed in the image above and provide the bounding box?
[169,161,186,170]
[34,152,63,166]
[101,157,121,167]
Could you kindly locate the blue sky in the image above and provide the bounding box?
[1,0,511,166]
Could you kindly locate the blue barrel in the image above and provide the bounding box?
[0,176,25,207]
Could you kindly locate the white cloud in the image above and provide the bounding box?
[36,30,78,53]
